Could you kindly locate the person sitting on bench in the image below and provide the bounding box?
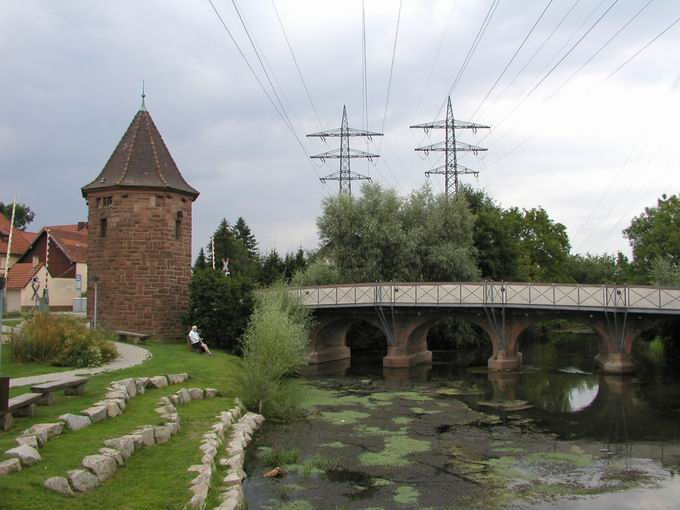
[188,326,213,356]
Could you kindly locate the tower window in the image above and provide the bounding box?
[100,218,108,238]
[175,211,183,240]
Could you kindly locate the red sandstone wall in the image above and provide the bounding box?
[85,190,193,338]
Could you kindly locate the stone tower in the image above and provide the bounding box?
[82,105,199,337]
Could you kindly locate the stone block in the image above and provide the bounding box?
[149,376,168,389]
[103,401,122,418]
[153,425,172,444]
[132,426,155,447]
[168,394,179,406]
[166,373,189,385]
[15,435,39,449]
[188,388,205,400]
[186,493,206,510]
[103,437,135,459]
[119,378,137,398]
[122,433,145,451]
[157,396,172,406]
[44,476,74,495]
[0,458,21,476]
[105,390,128,401]
[58,414,92,432]
[5,444,41,466]
[26,422,64,440]
[176,388,191,404]
[99,447,124,466]
[134,379,146,395]
[222,472,241,486]
[82,405,108,423]
[82,454,117,481]
[205,388,218,399]
[190,482,210,499]
[67,469,100,492]
[166,422,179,436]
[135,377,150,390]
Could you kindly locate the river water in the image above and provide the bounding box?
[243,333,680,509]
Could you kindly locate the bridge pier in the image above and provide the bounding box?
[488,349,522,371]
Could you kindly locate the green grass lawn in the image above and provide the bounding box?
[0,347,73,380]
[2,319,22,328]
[0,341,244,510]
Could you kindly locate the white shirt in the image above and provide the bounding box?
[189,330,201,344]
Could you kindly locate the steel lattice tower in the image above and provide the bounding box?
[307,106,382,196]
[411,97,489,197]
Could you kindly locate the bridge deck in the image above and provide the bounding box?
[293,282,680,315]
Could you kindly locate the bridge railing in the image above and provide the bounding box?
[291,282,680,313]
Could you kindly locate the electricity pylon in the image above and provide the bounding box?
[411,96,489,197]
[307,105,382,196]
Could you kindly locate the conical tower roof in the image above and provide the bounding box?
[82,108,199,199]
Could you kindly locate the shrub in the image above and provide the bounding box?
[184,269,254,352]
[290,259,342,287]
[9,313,118,368]
[239,283,312,418]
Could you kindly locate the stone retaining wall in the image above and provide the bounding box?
[0,373,189,476]
[184,399,265,510]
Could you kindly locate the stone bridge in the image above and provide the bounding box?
[292,282,680,374]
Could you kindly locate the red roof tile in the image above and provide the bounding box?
[49,227,88,263]
[82,109,199,199]
[6,262,42,290]
[0,212,36,256]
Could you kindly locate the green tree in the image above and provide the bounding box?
[259,249,286,286]
[291,258,342,286]
[566,253,626,284]
[505,206,571,282]
[649,256,680,287]
[284,248,307,281]
[624,194,680,281]
[210,219,259,280]
[461,186,519,281]
[238,283,311,417]
[0,202,35,231]
[317,183,478,283]
[184,269,254,352]
[193,247,208,272]
[233,216,259,258]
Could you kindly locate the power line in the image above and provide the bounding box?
[206,0,322,180]
[378,0,403,151]
[488,0,620,137]
[600,14,680,85]
[438,0,502,117]
[546,0,656,101]
[478,0,581,120]
[270,0,324,130]
[412,0,459,123]
[469,0,555,121]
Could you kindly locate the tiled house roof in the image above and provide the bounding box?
[6,262,42,290]
[81,109,199,199]
[0,212,36,256]
[48,227,88,263]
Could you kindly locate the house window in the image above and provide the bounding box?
[75,274,82,291]
[100,218,108,238]
[105,196,113,207]
[96,197,102,208]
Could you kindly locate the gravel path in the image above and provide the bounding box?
[9,341,152,388]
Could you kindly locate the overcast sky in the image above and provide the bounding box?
[2,0,679,262]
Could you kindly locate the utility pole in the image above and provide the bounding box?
[307,105,382,197]
[411,96,489,197]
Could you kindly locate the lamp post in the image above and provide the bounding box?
[0,275,9,414]
[93,276,99,329]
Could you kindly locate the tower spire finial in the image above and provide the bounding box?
[140,80,146,111]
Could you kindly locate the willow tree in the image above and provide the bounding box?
[317,183,479,283]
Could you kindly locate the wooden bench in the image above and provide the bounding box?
[30,376,89,406]
[0,393,43,431]
[116,330,150,345]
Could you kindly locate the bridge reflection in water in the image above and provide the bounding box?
[296,282,680,374]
